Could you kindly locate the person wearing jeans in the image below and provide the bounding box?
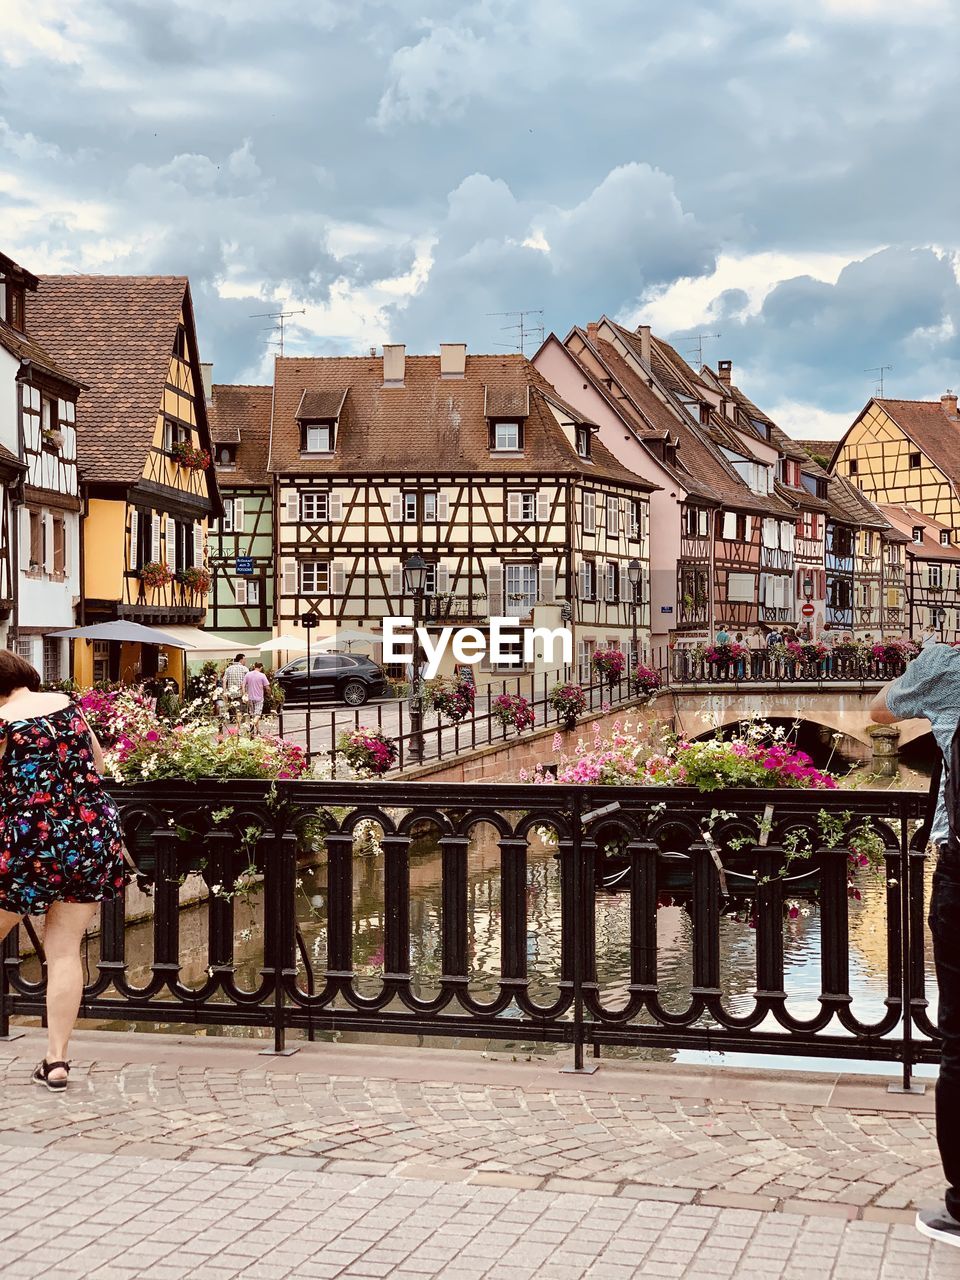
[871,640,960,1246]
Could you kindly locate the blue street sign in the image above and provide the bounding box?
[660,605,673,613]
[235,556,254,576]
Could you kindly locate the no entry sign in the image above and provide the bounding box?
[801,602,815,617]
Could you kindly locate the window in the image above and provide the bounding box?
[221,502,234,534]
[215,443,237,468]
[941,530,952,546]
[41,398,59,451]
[606,495,620,537]
[175,520,195,570]
[626,500,640,539]
[52,516,65,575]
[863,531,874,555]
[578,559,596,601]
[4,279,25,330]
[683,507,710,538]
[909,452,922,469]
[301,491,329,522]
[505,564,537,617]
[727,572,755,603]
[582,491,596,534]
[42,637,60,684]
[28,511,42,570]
[831,526,853,557]
[575,425,591,458]
[605,562,618,602]
[929,564,943,589]
[301,422,333,454]
[403,492,418,522]
[423,491,438,522]
[492,421,521,451]
[848,458,858,476]
[246,579,261,606]
[913,526,925,545]
[163,419,189,452]
[93,640,110,685]
[300,561,330,594]
[519,492,536,522]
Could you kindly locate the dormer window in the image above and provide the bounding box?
[300,421,334,454]
[1,277,25,331]
[913,526,924,545]
[490,420,522,452]
[215,443,237,469]
[576,425,592,459]
[941,530,952,546]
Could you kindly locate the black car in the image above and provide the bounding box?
[275,651,388,707]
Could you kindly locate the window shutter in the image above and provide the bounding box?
[151,514,161,563]
[281,558,298,596]
[819,569,826,599]
[762,517,777,548]
[619,564,630,602]
[193,523,204,565]
[536,490,550,524]
[391,564,404,596]
[507,492,522,522]
[486,562,503,617]
[640,564,650,608]
[236,578,248,606]
[578,560,590,600]
[722,511,737,540]
[129,510,139,570]
[165,516,176,572]
[331,562,345,596]
[285,490,299,522]
[436,493,449,523]
[539,564,555,604]
[329,492,343,522]
[607,495,619,536]
[743,516,753,542]
[436,564,450,594]
[582,492,595,534]
[19,508,30,570]
[392,493,403,522]
[233,498,244,533]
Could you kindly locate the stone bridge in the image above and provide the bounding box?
[668,681,931,750]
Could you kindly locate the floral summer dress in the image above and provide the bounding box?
[0,704,126,915]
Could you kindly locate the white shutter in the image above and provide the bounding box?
[285,490,299,522]
[640,565,650,608]
[507,492,522,522]
[436,564,450,594]
[329,492,343,522]
[582,492,596,534]
[331,562,345,596]
[151,514,161,563]
[486,562,504,617]
[722,511,737,540]
[762,518,778,548]
[281,558,298,596]
[698,509,709,537]
[539,564,555,604]
[165,516,177,572]
[619,564,630,602]
[129,510,139,570]
[392,564,404,596]
[578,560,590,600]
[19,507,30,570]
[607,495,620,536]
[392,493,404,522]
[536,490,551,523]
[626,502,638,539]
[782,522,795,552]
[193,523,204,565]
[235,578,248,606]
[436,493,449,522]
[744,516,753,542]
[233,498,244,533]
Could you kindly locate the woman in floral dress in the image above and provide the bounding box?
[0,650,126,1091]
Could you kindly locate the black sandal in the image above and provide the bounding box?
[32,1060,70,1092]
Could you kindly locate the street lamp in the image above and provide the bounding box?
[802,576,814,640]
[627,558,641,680]
[938,605,947,642]
[403,553,428,764]
[299,611,319,759]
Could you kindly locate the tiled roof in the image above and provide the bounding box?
[0,441,26,472]
[828,474,891,529]
[28,276,193,484]
[0,318,82,387]
[799,439,842,466]
[297,389,347,419]
[878,503,960,559]
[874,399,960,482]
[269,352,652,487]
[208,384,272,486]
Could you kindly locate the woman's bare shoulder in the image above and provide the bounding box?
[0,691,72,722]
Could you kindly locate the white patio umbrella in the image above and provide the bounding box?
[314,628,382,652]
[257,635,309,654]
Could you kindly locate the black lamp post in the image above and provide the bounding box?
[299,611,319,759]
[802,576,814,641]
[938,605,947,642]
[404,553,427,764]
[627,558,641,680]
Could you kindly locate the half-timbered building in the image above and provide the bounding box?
[0,249,83,677]
[31,276,220,688]
[269,345,654,684]
[878,505,960,642]
[205,375,274,652]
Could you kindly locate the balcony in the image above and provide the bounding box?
[421,592,489,624]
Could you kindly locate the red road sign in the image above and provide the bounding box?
[801,602,816,617]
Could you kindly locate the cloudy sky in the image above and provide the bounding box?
[3,0,958,437]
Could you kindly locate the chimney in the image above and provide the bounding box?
[717,359,733,387]
[439,342,467,379]
[369,346,376,357]
[586,322,599,344]
[200,361,213,405]
[942,390,958,417]
[382,343,405,387]
[637,324,652,367]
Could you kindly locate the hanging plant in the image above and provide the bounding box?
[140,561,173,589]
[549,682,586,729]
[178,566,211,595]
[426,677,475,723]
[491,693,535,732]
[591,647,626,685]
[170,441,211,470]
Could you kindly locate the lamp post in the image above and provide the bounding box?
[299,611,318,759]
[938,605,947,642]
[627,558,641,682]
[802,576,814,641]
[404,553,427,765]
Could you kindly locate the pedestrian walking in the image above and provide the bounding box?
[243,662,271,733]
[871,645,960,1245]
[0,650,127,1092]
[222,653,249,725]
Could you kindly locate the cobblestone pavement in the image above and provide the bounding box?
[0,1032,953,1277]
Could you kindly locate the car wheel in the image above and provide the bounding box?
[341,679,368,706]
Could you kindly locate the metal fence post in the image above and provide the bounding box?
[561,789,598,1074]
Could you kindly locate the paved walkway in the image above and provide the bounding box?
[0,1032,953,1278]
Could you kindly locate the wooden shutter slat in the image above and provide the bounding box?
[486,562,503,617]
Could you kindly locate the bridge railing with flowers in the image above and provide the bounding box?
[671,638,920,685]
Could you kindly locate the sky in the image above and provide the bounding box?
[2,0,958,439]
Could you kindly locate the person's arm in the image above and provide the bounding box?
[870,644,947,726]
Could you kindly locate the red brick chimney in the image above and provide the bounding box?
[586,322,599,344]
[717,359,732,387]
[942,390,958,417]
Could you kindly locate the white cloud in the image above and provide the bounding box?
[764,401,852,439]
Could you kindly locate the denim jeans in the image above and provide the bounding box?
[930,847,960,1218]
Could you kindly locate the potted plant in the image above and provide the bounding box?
[336,727,398,776]
[549,682,586,730]
[140,561,173,589]
[178,565,211,595]
[426,677,475,723]
[632,664,662,702]
[591,647,626,686]
[491,693,536,732]
[170,441,211,470]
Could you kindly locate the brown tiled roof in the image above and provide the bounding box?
[874,399,960,481]
[296,389,347,419]
[208,384,272,486]
[269,352,652,487]
[799,438,842,467]
[0,441,26,473]
[827,474,891,529]
[879,503,960,559]
[483,383,530,418]
[0,318,82,387]
[28,276,196,484]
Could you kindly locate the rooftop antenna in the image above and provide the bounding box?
[686,332,721,366]
[249,308,306,357]
[865,365,893,397]
[487,309,544,357]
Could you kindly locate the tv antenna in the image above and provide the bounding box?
[487,309,544,357]
[249,308,306,357]
[686,332,721,365]
[865,364,893,397]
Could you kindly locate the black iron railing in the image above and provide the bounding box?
[0,780,938,1082]
[671,651,908,685]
